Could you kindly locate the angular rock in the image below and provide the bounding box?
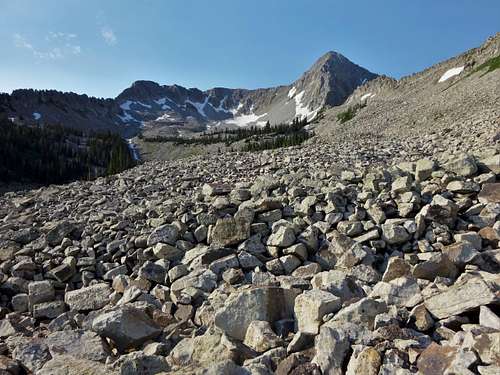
[147,224,179,247]
[38,355,118,375]
[33,300,66,319]
[382,257,411,282]
[311,270,365,302]
[294,289,341,334]
[65,283,111,311]
[153,242,184,261]
[46,221,76,246]
[92,305,162,352]
[12,339,52,373]
[415,159,436,182]
[381,223,411,245]
[243,320,282,353]
[44,329,110,362]
[424,275,498,319]
[267,226,296,248]
[346,346,381,375]
[478,183,500,204]
[214,287,298,341]
[479,305,500,330]
[209,209,254,247]
[412,253,459,280]
[312,326,350,375]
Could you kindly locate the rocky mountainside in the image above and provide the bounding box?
[313,33,500,145]
[0,34,499,375]
[0,121,499,374]
[0,52,376,137]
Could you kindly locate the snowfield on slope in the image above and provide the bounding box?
[225,111,268,127]
[294,91,319,121]
[438,66,464,82]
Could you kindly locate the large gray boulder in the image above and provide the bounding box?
[424,274,498,319]
[214,287,299,340]
[92,305,162,352]
[312,326,350,375]
[65,283,112,311]
[147,224,179,247]
[294,289,342,334]
[44,329,111,362]
[208,208,254,247]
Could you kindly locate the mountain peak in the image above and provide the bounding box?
[310,50,358,73]
[131,80,161,89]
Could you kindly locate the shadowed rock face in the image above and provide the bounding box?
[0,51,377,136]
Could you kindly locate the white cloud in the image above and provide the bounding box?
[101,27,117,45]
[14,33,34,50]
[70,45,82,55]
[46,32,78,41]
[13,33,82,60]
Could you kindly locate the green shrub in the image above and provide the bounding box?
[336,102,366,124]
[470,54,500,76]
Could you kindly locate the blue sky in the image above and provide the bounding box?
[1,0,499,98]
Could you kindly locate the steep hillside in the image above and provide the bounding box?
[313,33,500,146]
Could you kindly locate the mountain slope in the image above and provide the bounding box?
[313,33,500,147]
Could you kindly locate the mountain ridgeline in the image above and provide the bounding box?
[0,51,377,137]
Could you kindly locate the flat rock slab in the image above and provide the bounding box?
[417,343,458,375]
[38,355,118,375]
[478,183,500,204]
[65,283,111,311]
[424,276,497,319]
[45,329,110,362]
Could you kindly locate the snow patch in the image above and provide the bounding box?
[120,100,152,111]
[360,93,374,101]
[438,66,464,83]
[288,87,297,99]
[155,113,174,121]
[120,101,134,111]
[137,101,152,109]
[211,96,231,114]
[33,112,41,120]
[185,97,209,118]
[293,91,318,121]
[225,112,268,127]
[117,112,136,123]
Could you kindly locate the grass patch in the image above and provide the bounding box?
[469,54,500,77]
[336,102,366,124]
